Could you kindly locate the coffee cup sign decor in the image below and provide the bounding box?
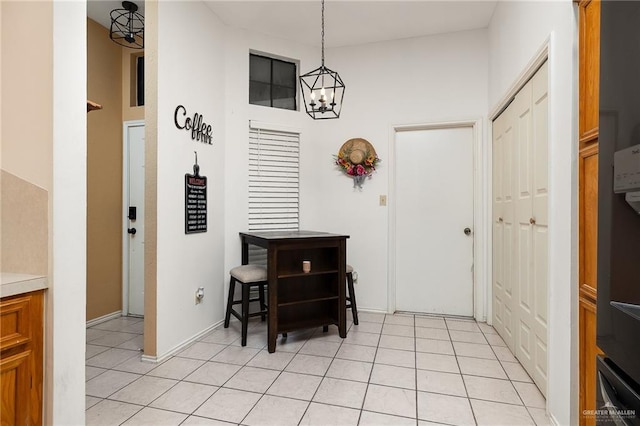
[334,138,380,189]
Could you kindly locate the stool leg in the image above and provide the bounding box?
[224,276,236,328]
[259,283,266,322]
[241,283,250,346]
[347,272,359,325]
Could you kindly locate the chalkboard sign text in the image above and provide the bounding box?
[185,172,207,234]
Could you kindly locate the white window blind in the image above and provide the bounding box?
[248,126,300,266]
[249,127,300,232]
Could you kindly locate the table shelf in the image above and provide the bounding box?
[277,269,338,279]
[277,316,339,333]
[278,294,339,307]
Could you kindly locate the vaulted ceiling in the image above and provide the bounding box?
[87,1,497,48]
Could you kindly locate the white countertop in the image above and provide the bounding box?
[1,273,48,298]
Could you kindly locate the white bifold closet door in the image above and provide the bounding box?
[492,61,548,396]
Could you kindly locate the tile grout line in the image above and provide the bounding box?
[355,313,385,425]
[445,317,478,426]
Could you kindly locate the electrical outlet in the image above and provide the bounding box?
[379,195,387,206]
[195,287,205,304]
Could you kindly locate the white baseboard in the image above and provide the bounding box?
[141,319,224,364]
[358,308,391,314]
[86,310,122,328]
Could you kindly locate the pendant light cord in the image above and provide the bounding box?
[321,0,325,67]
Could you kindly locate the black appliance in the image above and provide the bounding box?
[597,1,640,424]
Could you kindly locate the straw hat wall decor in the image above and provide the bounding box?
[334,138,380,189]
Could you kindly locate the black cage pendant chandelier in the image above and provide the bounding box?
[299,0,345,119]
[110,1,144,49]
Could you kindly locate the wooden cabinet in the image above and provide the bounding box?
[240,231,348,352]
[578,0,601,424]
[1,290,44,425]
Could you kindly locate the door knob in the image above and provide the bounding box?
[529,217,536,225]
[128,228,137,235]
[464,228,472,236]
[498,217,503,222]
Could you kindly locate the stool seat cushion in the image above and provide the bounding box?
[346,264,354,273]
[230,265,267,283]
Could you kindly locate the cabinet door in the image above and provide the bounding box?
[1,350,33,425]
[579,0,600,141]
[579,297,601,426]
[1,291,43,426]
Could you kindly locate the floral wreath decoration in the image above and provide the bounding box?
[334,138,380,188]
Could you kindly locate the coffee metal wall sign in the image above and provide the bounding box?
[174,105,213,145]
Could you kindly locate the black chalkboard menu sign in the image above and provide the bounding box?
[185,155,207,234]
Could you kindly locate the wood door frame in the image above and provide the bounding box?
[122,119,145,316]
[388,119,486,320]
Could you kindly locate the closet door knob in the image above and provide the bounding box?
[498,217,503,222]
[529,217,536,225]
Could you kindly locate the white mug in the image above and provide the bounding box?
[302,260,311,273]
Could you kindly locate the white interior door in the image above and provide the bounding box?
[125,123,145,317]
[395,127,474,317]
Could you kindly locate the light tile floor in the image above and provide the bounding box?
[85,313,551,425]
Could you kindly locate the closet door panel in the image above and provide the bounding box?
[503,111,517,349]
[514,81,534,375]
[531,62,549,393]
[492,118,505,337]
[493,108,516,349]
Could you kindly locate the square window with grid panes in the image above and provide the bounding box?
[249,54,297,110]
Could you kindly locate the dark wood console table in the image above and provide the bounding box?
[239,230,349,353]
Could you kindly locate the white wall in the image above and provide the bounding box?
[223,27,315,284]
[488,2,578,425]
[52,0,87,423]
[154,1,227,358]
[300,30,489,312]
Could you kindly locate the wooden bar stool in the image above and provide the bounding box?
[224,265,268,346]
[346,264,359,325]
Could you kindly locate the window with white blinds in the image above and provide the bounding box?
[248,127,300,232]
